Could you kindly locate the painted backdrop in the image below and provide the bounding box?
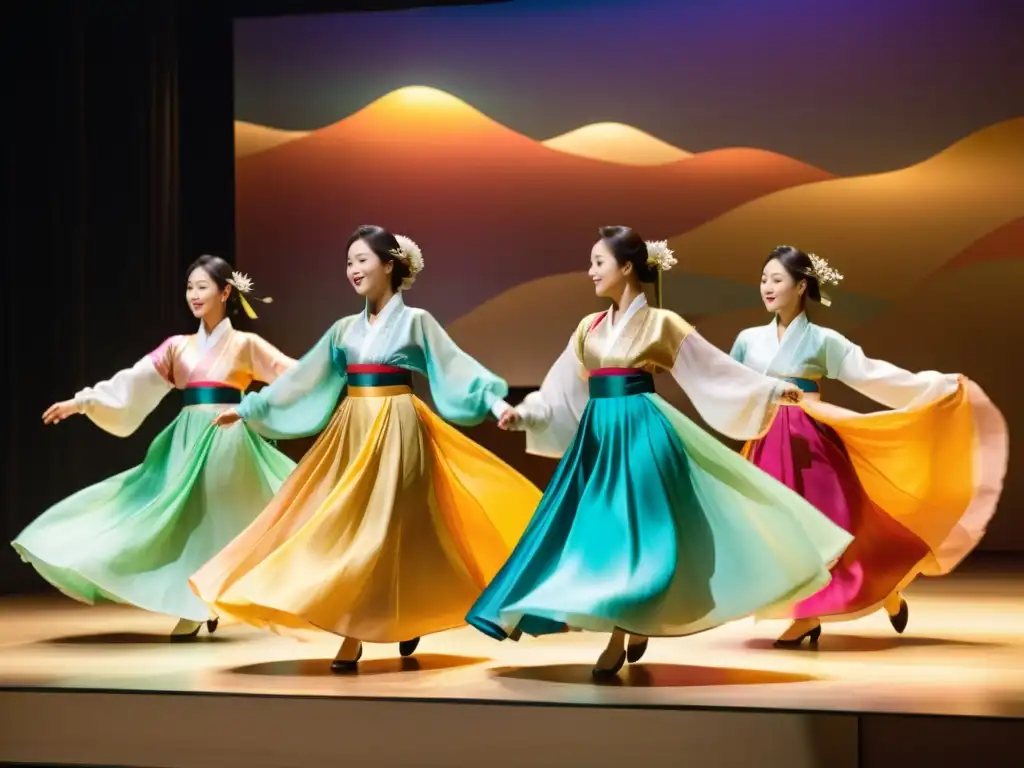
[234,0,1023,549]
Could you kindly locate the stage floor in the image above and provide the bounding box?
[1,561,1022,721]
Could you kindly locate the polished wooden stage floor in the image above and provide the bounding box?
[1,561,1022,720]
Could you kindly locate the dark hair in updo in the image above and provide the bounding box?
[347,224,410,292]
[598,225,658,283]
[763,245,822,306]
[186,253,246,321]
[599,225,662,306]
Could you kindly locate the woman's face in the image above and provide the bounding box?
[760,258,804,314]
[587,239,631,300]
[346,239,393,298]
[186,267,228,322]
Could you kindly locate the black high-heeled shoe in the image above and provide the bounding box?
[330,644,363,674]
[592,649,627,679]
[773,624,822,649]
[399,637,420,657]
[206,617,219,635]
[888,597,909,634]
[626,637,648,663]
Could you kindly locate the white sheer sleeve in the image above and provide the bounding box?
[73,356,173,437]
[509,335,589,458]
[824,332,959,409]
[671,331,789,441]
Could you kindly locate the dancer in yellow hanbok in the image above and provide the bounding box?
[191,225,542,671]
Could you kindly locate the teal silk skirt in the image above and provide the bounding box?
[12,387,296,622]
[466,370,852,639]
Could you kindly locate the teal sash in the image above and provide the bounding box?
[588,372,655,399]
[182,386,242,407]
[347,371,413,388]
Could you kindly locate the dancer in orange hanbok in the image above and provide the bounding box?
[191,225,542,672]
[731,245,1008,647]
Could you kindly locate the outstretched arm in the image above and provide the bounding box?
[671,330,798,441]
[228,324,347,439]
[47,341,177,437]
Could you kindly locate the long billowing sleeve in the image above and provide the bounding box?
[237,323,346,439]
[247,333,296,384]
[671,331,789,441]
[510,334,589,459]
[418,311,511,426]
[73,356,173,438]
[824,332,959,409]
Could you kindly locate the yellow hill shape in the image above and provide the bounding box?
[542,122,692,165]
[665,118,1024,300]
[340,85,517,136]
[235,120,309,158]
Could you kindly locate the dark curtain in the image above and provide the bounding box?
[2,3,190,594]
[1,0,513,596]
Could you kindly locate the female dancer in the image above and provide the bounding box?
[465,226,853,677]
[13,255,296,640]
[192,225,542,672]
[731,245,1007,646]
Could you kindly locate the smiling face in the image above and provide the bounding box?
[588,239,633,299]
[346,238,393,299]
[185,266,229,323]
[760,257,805,314]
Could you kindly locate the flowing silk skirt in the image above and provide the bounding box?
[191,388,542,643]
[746,380,1007,621]
[12,407,295,622]
[465,392,853,640]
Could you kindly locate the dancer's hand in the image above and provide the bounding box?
[43,400,81,425]
[212,409,242,427]
[778,385,802,405]
[497,407,521,430]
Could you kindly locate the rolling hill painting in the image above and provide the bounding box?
[234,0,1024,547]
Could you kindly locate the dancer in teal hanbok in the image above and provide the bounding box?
[466,226,853,677]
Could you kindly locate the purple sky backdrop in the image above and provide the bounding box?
[233,0,1024,174]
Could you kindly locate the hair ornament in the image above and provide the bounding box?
[226,270,273,319]
[644,240,677,272]
[388,235,425,291]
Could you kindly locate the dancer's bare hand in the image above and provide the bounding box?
[778,385,802,405]
[497,408,521,430]
[42,400,81,425]
[212,409,242,427]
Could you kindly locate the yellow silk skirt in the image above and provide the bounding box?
[190,385,542,642]
[798,377,1007,611]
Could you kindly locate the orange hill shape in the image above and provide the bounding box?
[542,122,693,166]
[664,118,1024,300]
[235,86,832,328]
[235,120,309,158]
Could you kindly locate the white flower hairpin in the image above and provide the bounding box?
[805,252,843,308]
[388,235,425,291]
[808,253,843,286]
[645,240,677,272]
[226,270,273,319]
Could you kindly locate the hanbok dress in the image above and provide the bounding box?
[466,294,853,640]
[191,294,542,642]
[731,311,1007,621]
[12,318,297,622]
